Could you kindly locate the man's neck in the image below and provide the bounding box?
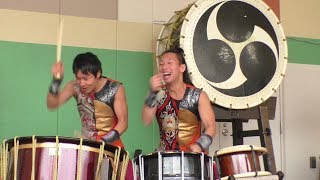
[167,81,186,100]
[93,77,106,93]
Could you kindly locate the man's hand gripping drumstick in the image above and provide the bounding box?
[142,57,166,125]
[150,73,165,93]
[152,56,166,93]
[49,19,64,95]
[144,57,165,108]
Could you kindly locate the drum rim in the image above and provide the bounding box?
[144,150,205,156]
[221,171,272,180]
[133,151,210,161]
[216,145,267,156]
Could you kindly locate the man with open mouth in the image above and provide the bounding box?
[142,47,216,153]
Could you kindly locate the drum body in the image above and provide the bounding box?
[133,151,213,180]
[215,145,271,180]
[1,136,129,180]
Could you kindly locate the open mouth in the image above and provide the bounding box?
[163,72,171,79]
[81,87,88,93]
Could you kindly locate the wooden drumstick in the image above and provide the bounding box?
[56,19,64,79]
[156,56,166,85]
[161,78,166,85]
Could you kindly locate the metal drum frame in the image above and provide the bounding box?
[133,151,214,180]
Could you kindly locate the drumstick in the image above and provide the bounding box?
[56,19,64,79]
[161,78,166,85]
[156,56,166,85]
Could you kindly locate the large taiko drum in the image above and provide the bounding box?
[133,151,214,180]
[215,145,271,180]
[157,0,287,110]
[0,136,130,180]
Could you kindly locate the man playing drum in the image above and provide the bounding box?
[142,47,216,153]
[47,52,128,148]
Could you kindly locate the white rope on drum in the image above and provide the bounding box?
[95,141,105,180]
[76,138,83,180]
[53,136,59,180]
[13,137,19,180]
[31,135,37,180]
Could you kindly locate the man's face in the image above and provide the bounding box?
[159,52,185,84]
[75,71,100,94]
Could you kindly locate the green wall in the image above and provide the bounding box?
[287,37,320,65]
[0,40,158,158]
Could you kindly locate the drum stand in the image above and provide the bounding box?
[213,97,284,179]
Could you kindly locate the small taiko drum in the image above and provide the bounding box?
[133,151,214,180]
[0,136,130,180]
[214,145,271,180]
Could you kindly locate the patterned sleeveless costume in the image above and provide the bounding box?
[74,78,124,147]
[156,84,202,151]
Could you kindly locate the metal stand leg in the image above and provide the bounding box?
[232,120,243,145]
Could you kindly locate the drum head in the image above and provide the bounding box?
[217,145,267,156]
[157,0,287,109]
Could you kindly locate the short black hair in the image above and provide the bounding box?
[72,52,102,77]
[161,47,186,65]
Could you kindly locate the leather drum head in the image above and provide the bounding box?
[157,0,287,109]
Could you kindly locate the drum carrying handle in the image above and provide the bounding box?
[95,141,105,180]
[214,150,222,180]
[250,145,258,177]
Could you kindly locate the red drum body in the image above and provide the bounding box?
[0,136,129,180]
[215,145,271,179]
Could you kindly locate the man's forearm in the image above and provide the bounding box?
[46,94,60,109]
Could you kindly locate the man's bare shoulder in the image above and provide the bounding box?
[63,80,77,93]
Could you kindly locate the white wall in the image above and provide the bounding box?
[282,63,320,179]
[118,0,195,23]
